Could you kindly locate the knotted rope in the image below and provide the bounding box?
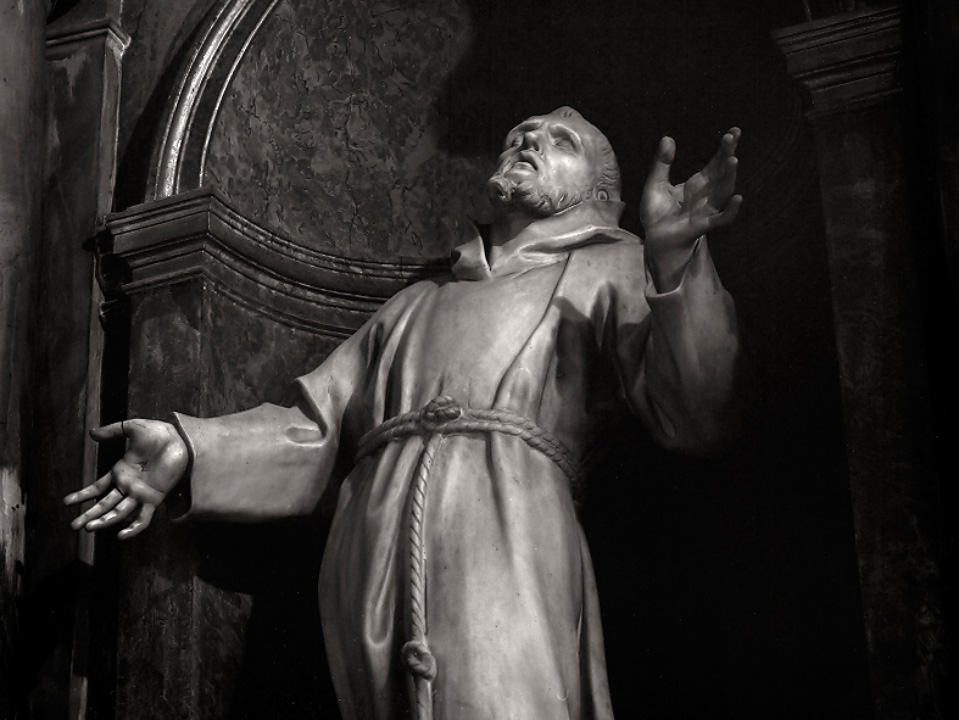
[356,396,581,720]
[357,397,580,481]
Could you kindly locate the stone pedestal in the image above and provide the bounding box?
[776,4,946,717]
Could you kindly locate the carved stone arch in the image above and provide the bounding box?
[112,0,475,344]
[152,0,281,199]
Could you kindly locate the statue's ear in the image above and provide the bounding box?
[596,188,610,201]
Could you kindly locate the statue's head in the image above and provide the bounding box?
[488,107,621,218]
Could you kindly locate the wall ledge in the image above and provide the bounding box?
[774,3,901,120]
[103,188,447,334]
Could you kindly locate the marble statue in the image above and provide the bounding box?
[66,107,741,720]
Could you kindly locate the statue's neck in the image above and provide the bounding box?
[484,200,625,267]
[487,212,538,266]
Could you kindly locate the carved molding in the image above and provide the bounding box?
[46,19,131,229]
[153,0,280,199]
[773,3,901,120]
[46,18,131,57]
[104,188,447,335]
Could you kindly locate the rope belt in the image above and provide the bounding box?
[356,396,581,720]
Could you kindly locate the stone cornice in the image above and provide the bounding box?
[774,3,901,120]
[45,18,130,57]
[103,188,448,334]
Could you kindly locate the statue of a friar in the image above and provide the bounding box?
[67,107,741,720]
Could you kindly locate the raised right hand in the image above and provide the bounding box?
[640,129,743,292]
[64,419,190,539]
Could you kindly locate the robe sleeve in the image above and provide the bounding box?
[167,305,385,522]
[609,235,739,454]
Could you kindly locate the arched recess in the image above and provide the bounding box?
[108,0,454,343]
[152,0,282,200]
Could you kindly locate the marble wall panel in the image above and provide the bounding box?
[117,257,352,718]
[204,0,492,259]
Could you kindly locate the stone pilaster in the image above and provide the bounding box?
[776,4,946,717]
[0,2,53,716]
[13,12,130,720]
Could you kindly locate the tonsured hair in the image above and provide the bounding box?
[550,106,621,202]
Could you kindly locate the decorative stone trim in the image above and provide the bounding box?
[153,0,281,198]
[103,188,447,333]
[774,4,901,120]
[45,18,131,56]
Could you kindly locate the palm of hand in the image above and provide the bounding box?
[65,419,189,538]
[641,129,742,252]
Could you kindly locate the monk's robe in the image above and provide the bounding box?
[171,200,738,720]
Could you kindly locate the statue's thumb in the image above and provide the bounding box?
[90,422,126,441]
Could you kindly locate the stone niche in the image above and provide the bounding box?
[152,0,493,260]
[96,0,872,718]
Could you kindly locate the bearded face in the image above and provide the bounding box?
[488,109,610,218]
[487,164,583,217]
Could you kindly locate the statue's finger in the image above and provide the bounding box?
[118,504,157,540]
[706,195,743,231]
[714,156,739,205]
[87,497,139,530]
[71,489,124,530]
[722,127,741,157]
[703,128,741,179]
[64,472,113,506]
[645,136,675,187]
[670,182,685,204]
[90,422,126,442]
[111,464,168,505]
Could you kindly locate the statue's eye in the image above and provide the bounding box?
[554,136,574,150]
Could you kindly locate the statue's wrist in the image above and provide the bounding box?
[645,239,698,293]
[165,414,195,519]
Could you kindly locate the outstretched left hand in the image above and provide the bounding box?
[640,128,742,292]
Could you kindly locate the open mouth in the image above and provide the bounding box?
[511,152,539,172]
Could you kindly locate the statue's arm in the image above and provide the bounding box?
[614,237,740,454]
[66,308,382,535]
[166,395,342,522]
[609,128,742,453]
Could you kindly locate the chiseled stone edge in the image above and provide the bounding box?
[45,18,131,55]
[105,187,448,333]
[773,3,902,120]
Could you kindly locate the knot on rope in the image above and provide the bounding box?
[401,640,437,681]
[423,396,462,423]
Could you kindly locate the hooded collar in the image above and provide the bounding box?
[450,200,637,280]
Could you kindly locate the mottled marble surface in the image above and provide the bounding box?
[118,275,346,718]
[205,0,492,260]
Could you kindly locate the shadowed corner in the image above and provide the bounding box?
[10,560,93,715]
[191,499,340,718]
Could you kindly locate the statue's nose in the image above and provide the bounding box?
[522,131,541,151]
